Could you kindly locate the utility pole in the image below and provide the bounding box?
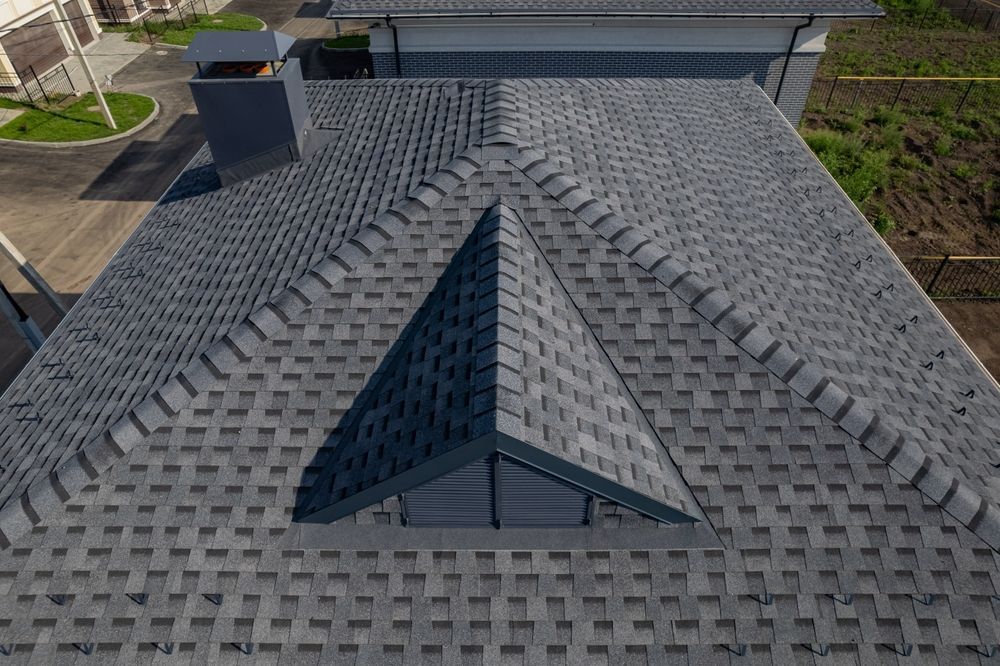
[0,230,68,317]
[50,0,116,129]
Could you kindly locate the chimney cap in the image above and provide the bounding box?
[182,30,297,63]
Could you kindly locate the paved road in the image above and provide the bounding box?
[0,48,203,390]
[0,3,364,391]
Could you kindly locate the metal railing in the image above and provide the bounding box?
[807,76,999,115]
[834,0,1000,31]
[904,256,1000,299]
[0,64,74,106]
[136,0,211,44]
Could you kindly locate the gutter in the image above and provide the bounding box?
[773,15,814,107]
[329,9,885,21]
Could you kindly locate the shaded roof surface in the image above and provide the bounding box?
[0,78,998,661]
[327,0,884,17]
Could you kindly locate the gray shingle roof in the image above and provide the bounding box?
[0,78,998,660]
[298,203,700,525]
[327,0,884,17]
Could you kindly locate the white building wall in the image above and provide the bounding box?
[369,18,831,54]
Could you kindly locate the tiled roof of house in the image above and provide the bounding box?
[0,78,998,662]
[327,0,884,18]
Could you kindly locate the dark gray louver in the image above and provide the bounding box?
[404,457,495,527]
[499,457,589,527]
[403,454,591,528]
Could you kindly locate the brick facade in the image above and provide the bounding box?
[371,51,820,124]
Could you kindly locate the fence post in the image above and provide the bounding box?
[891,79,906,109]
[33,66,51,106]
[926,255,950,295]
[826,76,839,107]
[918,5,930,28]
[955,80,975,113]
[191,0,198,20]
[966,6,977,29]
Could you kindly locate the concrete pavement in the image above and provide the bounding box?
[0,48,203,390]
[0,0,362,391]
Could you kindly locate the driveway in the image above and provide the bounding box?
[0,48,203,390]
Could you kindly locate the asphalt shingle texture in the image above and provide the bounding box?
[0,78,998,661]
[300,203,697,522]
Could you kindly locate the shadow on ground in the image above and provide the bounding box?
[80,114,204,202]
[289,39,374,80]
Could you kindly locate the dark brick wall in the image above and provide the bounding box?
[371,51,820,124]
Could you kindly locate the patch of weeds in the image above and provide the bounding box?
[952,163,977,179]
[879,125,904,150]
[932,135,953,156]
[892,153,926,171]
[830,112,865,133]
[947,122,978,141]
[803,129,891,204]
[870,208,897,236]
[871,106,907,128]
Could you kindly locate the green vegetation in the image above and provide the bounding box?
[0,93,155,142]
[323,34,370,49]
[933,135,953,156]
[821,2,1000,78]
[802,127,891,205]
[952,162,977,179]
[113,12,263,46]
[871,208,898,236]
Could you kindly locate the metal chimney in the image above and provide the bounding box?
[184,31,313,186]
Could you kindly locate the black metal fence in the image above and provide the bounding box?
[136,0,211,44]
[0,64,74,106]
[834,0,999,31]
[904,256,1000,299]
[807,76,998,115]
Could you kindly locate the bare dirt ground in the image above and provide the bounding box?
[936,300,1000,382]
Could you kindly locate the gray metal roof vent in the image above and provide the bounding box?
[184,31,312,186]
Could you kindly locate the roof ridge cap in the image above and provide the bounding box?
[510,146,1000,552]
[0,146,487,551]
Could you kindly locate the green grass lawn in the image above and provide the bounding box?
[123,12,263,46]
[0,93,155,142]
[323,34,369,49]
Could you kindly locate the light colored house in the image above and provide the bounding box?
[327,0,884,124]
[86,0,152,24]
[0,0,99,89]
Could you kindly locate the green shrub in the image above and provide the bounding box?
[948,123,978,141]
[892,153,925,171]
[952,163,977,179]
[871,107,906,128]
[803,129,890,204]
[839,150,892,203]
[879,126,904,150]
[871,209,897,236]
[932,135,953,156]
[830,112,865,133]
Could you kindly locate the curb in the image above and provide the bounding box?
[0,95,160,148]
